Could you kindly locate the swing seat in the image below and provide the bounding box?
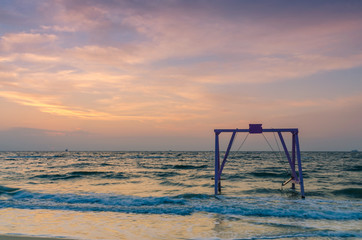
[282,177,300,186]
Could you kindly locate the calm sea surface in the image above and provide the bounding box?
[0,151,361,239]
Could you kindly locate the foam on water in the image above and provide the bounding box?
[0,187,360,220]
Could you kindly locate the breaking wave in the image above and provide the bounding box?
[1,187,361,220]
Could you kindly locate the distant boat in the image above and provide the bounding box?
[351,149,358,152]
[65,149,69,152]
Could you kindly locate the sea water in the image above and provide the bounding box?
[0,151,361,239]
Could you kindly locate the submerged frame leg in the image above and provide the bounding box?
[291,134,296,189]
[215,130,236,195]
[295,133,305,198]
[214,132,220,195]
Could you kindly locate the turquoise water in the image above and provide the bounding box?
[0,151,361,239]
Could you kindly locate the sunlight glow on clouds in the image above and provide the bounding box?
[0,91,114,119]
[0,0,361,150]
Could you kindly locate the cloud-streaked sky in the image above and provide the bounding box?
[1,0,361,151]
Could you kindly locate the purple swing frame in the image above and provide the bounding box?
[214,124,305,198]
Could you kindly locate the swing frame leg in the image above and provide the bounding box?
[214,131,220,195]
[295,133,305,198]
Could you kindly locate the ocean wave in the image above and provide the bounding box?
[249,172,286,178]
[31,173,79,180]
[1,188,361,220]
[172,164,208,169]
[0,185,20,194]
[154,171,180,178]
[332,188,362,199]
[31,171,130,180]
[237,230,362,239]
[105,172,130,179]
[241,188,283,195]
[344,165,362,172]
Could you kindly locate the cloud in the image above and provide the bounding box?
[68,45,143,65]
[42,0,362,86]
[0,32,57,52]
[3,53,60,63]
[0,91,116,119]
[40,25,77,32]
[0,89,205,122]
[2,127,90,137]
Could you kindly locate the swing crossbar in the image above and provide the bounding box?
[214,124,305,198]
[214,128,298,133]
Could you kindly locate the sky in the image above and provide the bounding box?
[0,0,361,151]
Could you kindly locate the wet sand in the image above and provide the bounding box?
[0,235,74,240]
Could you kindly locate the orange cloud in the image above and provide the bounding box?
[0,91,115,119]
[0,90,203,122]
[68,45,143,65]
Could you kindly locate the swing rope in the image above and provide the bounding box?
[222,132,249,163]
[272,132,289,173]
[235,133,250,152]
[265,131,295,190]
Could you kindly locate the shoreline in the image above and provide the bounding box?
[0,235,75,240]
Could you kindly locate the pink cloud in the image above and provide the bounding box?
[0,33,57,52]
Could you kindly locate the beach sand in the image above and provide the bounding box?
[0,235,74,240]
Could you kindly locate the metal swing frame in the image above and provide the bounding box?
[214,124,305,198]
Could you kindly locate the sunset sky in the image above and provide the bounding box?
[0,0,361,151]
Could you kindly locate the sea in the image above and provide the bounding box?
[0,151,361,239]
